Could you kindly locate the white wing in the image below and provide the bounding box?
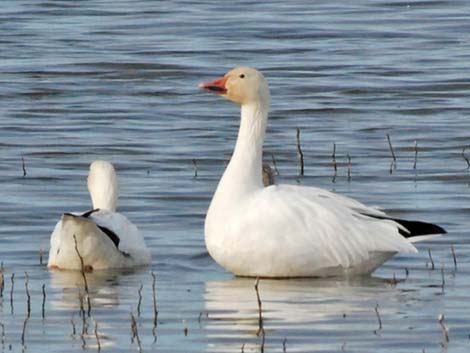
[210,184,417,277]
[88,210,151,262]
[256,184,416,264]
[48,209,150,270]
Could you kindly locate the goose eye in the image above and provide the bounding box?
[239,74,245,79]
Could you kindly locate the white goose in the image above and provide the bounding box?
[48,160,151,271]
[200,67,446,278]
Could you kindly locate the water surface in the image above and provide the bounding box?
[1,1,470,352]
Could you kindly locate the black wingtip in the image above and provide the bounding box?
[96,225,121,248]
[81,208,100,218]
[63,209,100,219]
[395,219,447,238]
[362,213,446,238]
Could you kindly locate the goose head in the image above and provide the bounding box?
[87,160,118,212]
[199,67,270,107]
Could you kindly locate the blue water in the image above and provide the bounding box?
[1,1,470,352]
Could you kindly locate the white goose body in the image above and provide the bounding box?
[48,161,151,271]
[201,67,445,278]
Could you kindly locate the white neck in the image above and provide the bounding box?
[215,101,269,199]
[90,188,118,212]
[88,176,118,212]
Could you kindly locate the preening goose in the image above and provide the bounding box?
[48,160,151,271]
[200,67,446,278]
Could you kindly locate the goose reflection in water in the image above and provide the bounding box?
[46,267,152,351]
[48,267,149,310]
[203,276,417,352]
